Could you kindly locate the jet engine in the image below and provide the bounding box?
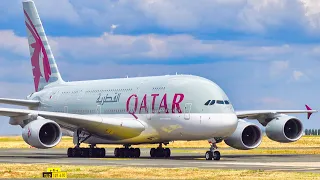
[224,120,262,150]
[265,115,303,143]
[22,118,62,149]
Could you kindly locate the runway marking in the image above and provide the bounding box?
[189,161,320,168]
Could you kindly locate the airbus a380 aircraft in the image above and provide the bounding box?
[0,0,317,161]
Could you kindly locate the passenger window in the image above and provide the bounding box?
[210,100,216,105]
[204,100,211,105]
[224,100,230,104]
[217,100,224,104]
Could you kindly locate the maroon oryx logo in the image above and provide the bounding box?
[24,10,51,92]
[27,127,31,138]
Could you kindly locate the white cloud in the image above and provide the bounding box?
[301,0,320,31]
[0,30,28,56]
[1,30,320,64]
[2,0,320,35]
[293,70,305,81]
[50,33,320,63]
[63,0,313,33]
[32,0,81,24]
[269,60,289,76]
[0,0,80,24]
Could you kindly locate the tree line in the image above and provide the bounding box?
[305,129,320,135]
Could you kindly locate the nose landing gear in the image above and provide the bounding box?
[205,142,220,160]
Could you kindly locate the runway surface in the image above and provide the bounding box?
[1,148,320,172]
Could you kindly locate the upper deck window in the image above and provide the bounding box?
[210,100,216,105]
[216,100,224,104]
[204,100,211,105]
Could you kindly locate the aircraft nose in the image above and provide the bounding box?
[220,113,238,137]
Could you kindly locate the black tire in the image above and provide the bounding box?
[100,148,106,158]
[150,148,155,157]
[67,148,72,157]
[72,148,79,158]
[134,148,141,158]
[213,151,220,161]
[205,151,213,160]
[119,148,125,158]
[82,148,89,157]
[79,148,84,157]
[123,148,130,158]
[88,148,94,158]
[94,148,100,158]
[129,148,135,158]
[114,148,120,157]
[157,148,164,158]
[154,148,160,158]
[164,148,171,158]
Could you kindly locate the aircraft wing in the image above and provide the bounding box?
[0,108,145,140]
[0,98,39,107]
[236,105,318,120]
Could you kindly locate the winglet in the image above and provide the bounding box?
[305,104,313,119]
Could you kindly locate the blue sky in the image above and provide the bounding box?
[0,0,320,135]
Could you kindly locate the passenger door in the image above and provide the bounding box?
[96,105,101,115]
[184,103,192,120]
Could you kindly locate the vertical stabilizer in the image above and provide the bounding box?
[23,0,64,92]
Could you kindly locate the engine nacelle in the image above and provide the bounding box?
[265,115,303,143]
[22,118,62,149]
[224,120,262,150]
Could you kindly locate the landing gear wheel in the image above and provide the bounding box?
[150,148,156,158]
[88,148,94,157]
[213,151,220,160]
[67,148,72,157]
[205,151,213,160]
[123,148,130,158]
[134,148,141,158]
[81,148,89,157]
[164,148,171,158]
[150,147,171,158]
[119,148,125,158]
[205,141,221,161]
[99,148,106,158]
[72,148,79,157]
[155,148,163,158]
[67,129,98,158]
[129,148,135,158]
[114,148,120,157]
[114,147,141,158]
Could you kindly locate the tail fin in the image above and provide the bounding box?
[23,0,64,92]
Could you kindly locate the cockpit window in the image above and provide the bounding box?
[204,100,211,105]
[210,100,216,105]
[224,100,230,104]
[216,100,224,104]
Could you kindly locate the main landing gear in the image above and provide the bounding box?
[67,145,105,158]
[67,129,105,158]
[114,145,141,158]
[150,143,171,158]
[205,142,220,161]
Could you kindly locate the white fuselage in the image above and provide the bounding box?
[28,75,238,145]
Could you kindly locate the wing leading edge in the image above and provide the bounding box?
[0,98,39,107]
[236,104,317,120]
[0,108,145,140]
